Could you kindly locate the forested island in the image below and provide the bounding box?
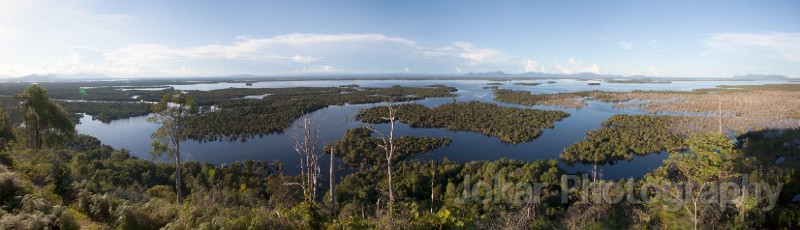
[560,114,685,164]
[492,89,588,108]
[325,127,452,169]
[356,101,569,144]
[605,79,672,84]
[181,85,457,141]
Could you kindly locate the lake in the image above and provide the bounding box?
[75,79,792,180]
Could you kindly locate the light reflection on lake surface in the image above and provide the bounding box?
[77,79,793,180]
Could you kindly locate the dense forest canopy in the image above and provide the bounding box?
[560,114,685,165]
[325,127,452,169]
[356,101,569,144]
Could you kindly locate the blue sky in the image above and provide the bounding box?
[1,0,798,78]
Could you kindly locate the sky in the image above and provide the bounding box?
[0,0,798,78]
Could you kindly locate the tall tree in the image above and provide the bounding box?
[645,134,740,230]
[291,115,322,205]
[329,145,336,216]
[366,101,398,215]
[149,92,195,204]
[15,84,74,149]
[0,107,14,152]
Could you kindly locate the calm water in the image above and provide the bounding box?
[76,79,793,180]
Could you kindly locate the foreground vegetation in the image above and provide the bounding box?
[1,127,797,229]
[0,84,797,229]
[357,101,569,144]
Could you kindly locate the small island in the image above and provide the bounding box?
[514,82,542,86]
[606,79,672,84]
[560,114,685,165]
[325,127,452,168]
[357,101,570,144]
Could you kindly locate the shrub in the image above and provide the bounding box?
[0,172,32,211]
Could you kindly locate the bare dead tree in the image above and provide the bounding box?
[718,94,723,134]
[430,160,435,214]
[365,101,398,216]
[288,115,322,205]
[329,145,336,216]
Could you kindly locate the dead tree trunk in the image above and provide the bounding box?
[330,146,336,216]
[366,101,398,216]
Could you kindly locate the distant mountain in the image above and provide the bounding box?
[730,74,789,81]
[11,73,113,82]
[12,74,61,82]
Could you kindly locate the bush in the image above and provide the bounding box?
[144,185,175,201]
[0,172,32,211]
[0,194,78,230]
[115,198,178,230]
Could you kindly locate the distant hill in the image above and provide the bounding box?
[11,73,113,82]
[730,74,789,81]
[2,71,795,82]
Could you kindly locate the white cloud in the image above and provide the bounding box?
[0,31,584,77]
[555,58,601,74]
[290,55,320,63]
[647,65,659,76]
[15,33,523,77]
[452,42,511,64]
[523,60,538,73]
[702,32,800,63]
[617,40,635,50]
[295,65,338,73]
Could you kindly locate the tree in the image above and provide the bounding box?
[149,92,195,204]
[0,107,14,152]
[329,145,336,216]
[290,115,322,205]
[645,133,740,230]
[15,84,74,149]
[365,101,398,215]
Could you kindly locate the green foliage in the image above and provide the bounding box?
[182,85,457,142]
[643,134,742,229]
[334,158,565,225]
[149,92,195,204]
[144,185,176,200]
[357,101,569,144]
[59,102,151,123]
[560,114,685,165]
[0,187,78,230]
[0,170,33,212]
[492,89,589,108]
[326,127,452,168]
[0,108,13,152]
[15,84,75,149]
